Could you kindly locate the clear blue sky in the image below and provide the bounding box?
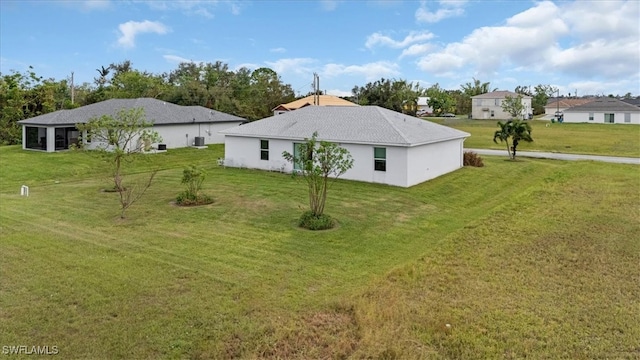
[1,0,638,97]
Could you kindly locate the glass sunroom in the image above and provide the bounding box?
[23,126,80,152]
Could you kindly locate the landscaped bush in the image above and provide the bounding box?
[298,210,335,230]
[463,151,484,167]
[175,165,213,206]
[176,191,213,206]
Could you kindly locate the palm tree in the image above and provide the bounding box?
[493,120,533,159]
[493,121,512,158]
[510,120,533,159]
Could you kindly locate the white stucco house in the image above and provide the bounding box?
[18,98,246,152]
[417,97,433,115]
[562,98,640,124]
[219,106,470,187]
[471,91,532,120]
[544,98,595,118]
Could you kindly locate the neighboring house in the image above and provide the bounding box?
[562,98,640,124]
[18,98,246,152]
[544,98,595,117]
[471,91,532,120]
[417,97,433,114]
[220,106,470,188]
[272,94,358,115]
[620,98,640,107]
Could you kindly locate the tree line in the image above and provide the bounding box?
[0,61,296,144]
[1,59,560,145]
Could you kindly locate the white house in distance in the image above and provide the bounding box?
[471,91,532,119]
[271,94,358,116]
[417,97,433,114]
[18,98,246,152]
[562,98,640,124]
[220,106,470,187]
[544,98,595,118]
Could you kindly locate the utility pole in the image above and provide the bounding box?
[70,71,75,105]
[312,73,320,106]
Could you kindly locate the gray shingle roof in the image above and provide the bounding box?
[18,98,246,126]
[563,98,640,113]
[220,106,470,146]
[471,91,532,99]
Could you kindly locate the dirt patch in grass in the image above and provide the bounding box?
[255,305,360,359]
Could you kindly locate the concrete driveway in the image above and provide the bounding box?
[466,148,640,165]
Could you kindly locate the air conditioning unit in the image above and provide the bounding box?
[194,137,205,146]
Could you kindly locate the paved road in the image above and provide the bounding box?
[466,148,640,165]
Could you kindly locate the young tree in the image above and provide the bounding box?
[76,107,161,218]
[282,132,354,229]
[501,94,525,119]
[493,120,533,160]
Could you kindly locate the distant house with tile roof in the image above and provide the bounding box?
[471,91,532,120]
[562,98,640,124]
[544,98,596,117]
[220,106,470,187]
[18,98,246,152]
[272,94,358,115]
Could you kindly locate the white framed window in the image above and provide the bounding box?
[260,140,269,160]
[624,113,631,123]
[374,147,386,172]
[494,99,500,106]
[588,113,594,121]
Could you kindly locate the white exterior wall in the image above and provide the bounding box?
[340,143,407,186]
[472,98,532,120]
[156,122,242,149]
[224,136,467,187]
[563,111,640,124]
[406,139,464,187]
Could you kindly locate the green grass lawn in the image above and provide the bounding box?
[1,145,639,358]
[427,117,640,158]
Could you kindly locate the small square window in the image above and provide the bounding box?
[260,140,269,160]
[374,147,386,172]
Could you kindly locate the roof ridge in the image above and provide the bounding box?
[376,106,412,145]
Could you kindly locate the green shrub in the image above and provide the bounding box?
[463,151,484,167]
[298,210,335,230]
[176,191,213,206]
[176,165,213,206]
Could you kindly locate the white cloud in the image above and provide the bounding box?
[415,0,467,23]
[163,55,201,64]
[366,31,434,49]
[326,89,352,97]
[417,2,567,74]
[193,8,214,18]
[400,43,433,58]
[414,0,639,96]
[137,0,244,17]
[270,47,287,53]
[320,0,339,11]
[234,63,260,71]
[265,58,316,75]
[116,20,169,49]
[322,61,400,81]
[81,0,110,11]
